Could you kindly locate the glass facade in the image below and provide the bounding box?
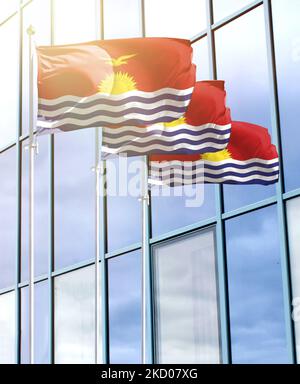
[0,0,299,364]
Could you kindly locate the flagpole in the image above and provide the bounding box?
[141,156,149,364]
[27,25,37,365]
[94,129,102,364]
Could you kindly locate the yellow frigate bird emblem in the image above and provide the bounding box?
[104,54,137,67]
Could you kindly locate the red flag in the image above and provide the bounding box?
[36,38,196,133]
[150,121,279,185]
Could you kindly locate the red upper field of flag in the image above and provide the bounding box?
[37,37,195,98]
[36,38,196,132]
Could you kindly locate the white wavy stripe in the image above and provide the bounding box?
[151,158,279,169]
[101,142,229,153]
[37,111,186,129]
[38,87,194,106]
[103,123,232,135]
[150,174,279,184]
[38,99,191,117]
[150,165,279,177]
[103,132,231,145]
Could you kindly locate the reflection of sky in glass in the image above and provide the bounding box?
[0,15,19,149]
[215,7,276,211]
[272,0,300,192]
[103,0,141,39]
[0,291,15,364]
[108,250,141,363]
[21,281,50,364]
[53,0,98,44]
[145,0,207,38]
[0,147,17,290]
[21,136,50,280]
[286,197,300,361]
[193,37,211,81]
[226,206,289,363]
[0,0,18,24]
[213,0,253,22]
[54,130,95,270]
[54,265,98,364]
[153,230,221,363]
[106,157,142,251]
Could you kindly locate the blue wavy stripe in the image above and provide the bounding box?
[103,127,232,140]
[38,93,192,112]
[105,137,229,149]
[166,179,278,186]
[156,161,280,171]
[159,170,279,181]
[105,147,226,157]
[39,105,187,121]
[37,116,186,131]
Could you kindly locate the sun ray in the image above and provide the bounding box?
[98,72,137,95]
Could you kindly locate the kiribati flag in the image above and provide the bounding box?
[149,121,279,186]
[36,38,195,134]
[101,81,231,157]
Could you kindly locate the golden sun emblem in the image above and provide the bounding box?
[98,72,137,95]
[103,54,137,67]
[201,149,232,162]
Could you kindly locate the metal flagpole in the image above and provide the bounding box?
[141,156,149,364]
[27,25,37,365]
[94,129,102,364]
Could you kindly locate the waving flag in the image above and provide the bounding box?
[102,81,231,157]
[149,121,279,186]
[36,38,195,134]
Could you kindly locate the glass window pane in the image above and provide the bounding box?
[0,15,19,149]
[54,265,98,364]
[287,197,300,361]
[225,207,289,363]
[215,6,276,212]
[22,0,51,137]
[54,130,95,270]
[106,156,142,251]
[0,148,17,290]
[0,1,18,23]
[213,0,253,22]
[21,281,50,364]
[54,0,98,44]
[151,184,216,238]
[193,37,211,81]
[103,0,141,39]
[21,136,50,281]
[0,291,16,364]
[153,229,221,363]
[272,0,300,192]
[108,250,141,363]
[145,0,207,38]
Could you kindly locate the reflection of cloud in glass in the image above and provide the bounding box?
[108,250,141,363]
[153,230,221,363]
[0,16,18,149]
[272,0,300,192]
[286,197,300,362]
[54,129,95,270]
[215,7,276,211]
[213,0,253,22]
[0,291,15,364]
[145,0,207,38]
[0,148,17,290]
[54,266,98,364]
[21,281,50,364]
[226,206,289,363]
